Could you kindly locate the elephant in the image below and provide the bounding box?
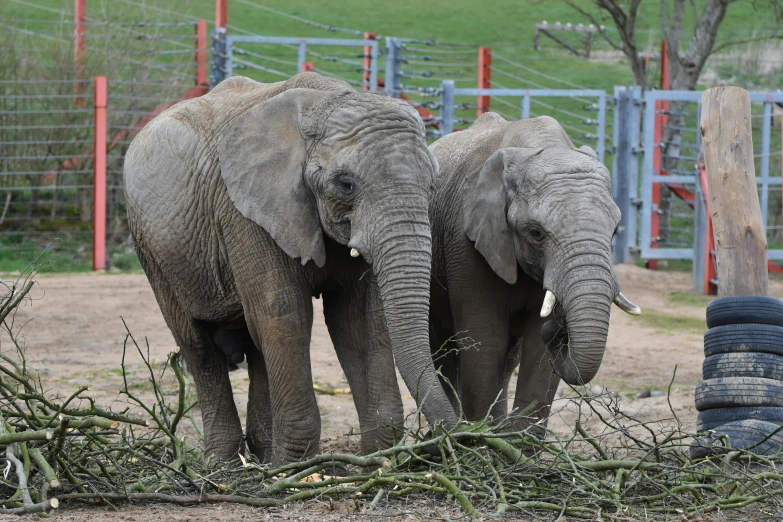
[427,112,640,426]
[123,72,458,465]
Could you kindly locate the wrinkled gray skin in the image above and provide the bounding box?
[428,112,623,425]
[124,73,458,465]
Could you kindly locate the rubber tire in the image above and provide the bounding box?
[691,419,783,458]
[697,406,783,432]
[704,324,783,357]
[702,352,783,381]
[706,296,783,329]
[695,377,783,411]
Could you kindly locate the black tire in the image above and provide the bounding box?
[706,296,783,328]
[691,420,783,459]
[694,377,783,411]
[702,352,783,381]
[704,324,783,357]
[697,406,783,432]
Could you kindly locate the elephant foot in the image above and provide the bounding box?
[204,433,245,464]
[246,431,274,464]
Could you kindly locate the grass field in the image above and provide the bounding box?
[4,0,781,89]
[1,0,780,273]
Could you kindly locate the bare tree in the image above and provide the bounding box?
[566,0,782,252]
[565,0,783,89]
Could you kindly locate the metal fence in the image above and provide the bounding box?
[213,34,380,91]
[438,82,608,163]
[612,88,783,291]
[0,18,208,268]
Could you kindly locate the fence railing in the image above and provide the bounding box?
[438,82,608,163]
[214,34,380,91]
[613,88,783,293]
[1,16,210,270]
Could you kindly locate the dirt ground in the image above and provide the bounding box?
[5,264,783,520]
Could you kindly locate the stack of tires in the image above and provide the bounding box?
[693,296,783,457]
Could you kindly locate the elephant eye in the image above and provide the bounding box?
[335,174,355,195]
[528,228,545,242]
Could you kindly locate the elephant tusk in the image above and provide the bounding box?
[614,292,641,316]
[540,290,556,318]
[350,248,360,258]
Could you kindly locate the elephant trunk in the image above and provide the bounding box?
[370,190,458,429]
[545,250,616,386]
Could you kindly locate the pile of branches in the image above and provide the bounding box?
[2,267,783,518]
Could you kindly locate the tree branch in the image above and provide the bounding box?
[562,0,624,51]
[711,33,783,53]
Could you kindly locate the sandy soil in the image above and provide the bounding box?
[5,265,783,520]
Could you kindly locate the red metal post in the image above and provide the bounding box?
[647,40,670,270]
[215,0,228,29]
[93,76,107,271]
[698,163,718,295]
[301,62,314,72]
[195,19,209,88]
[363,32,377,92]
[477,47,491,116]
[74,0,87,107]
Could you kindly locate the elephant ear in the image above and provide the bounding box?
[218,88,327,267]
[463,147,542,285]
[577,145,599,160]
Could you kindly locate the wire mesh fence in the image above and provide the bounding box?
[0,12,205,268]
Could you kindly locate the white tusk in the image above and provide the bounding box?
[614,292,641,316]
[540,290,556,318]
[350,248,360,258]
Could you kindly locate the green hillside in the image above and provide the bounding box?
[0,0,779,272]
[3,0,781,90]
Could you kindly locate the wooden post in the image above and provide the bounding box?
[363,32,376,92]
[195,19,209,88]
[93,76,107,271]
[700,87,768,296]
[74,0,86,107]
[215,0,228,29]
[477,47,491,116]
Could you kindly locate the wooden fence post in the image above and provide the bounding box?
[700,86,768,296]
[363,32,376,92]
[215,0,228,29]
[477,47,491,116]
[93,76,107,271]
[74,0,86,107]
[195,19,209,88]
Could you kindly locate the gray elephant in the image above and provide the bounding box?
[123,72,458,465]
[428,112,640,425]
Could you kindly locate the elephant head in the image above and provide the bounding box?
[463,120,640,385]
[217,83,457,428]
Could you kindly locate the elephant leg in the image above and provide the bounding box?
[235,275,319,464]
[512,316,561,433]
[430,316,461,416]
[323,281,404,454]
[245,344,274,463]
[489,336,524,422]
[212,324,273,462]
[453,312,510,421]
[140,256,243,461]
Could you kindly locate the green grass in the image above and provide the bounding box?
[636,309,706,335]
[3,0,779,90]
[0,237,144,274]
[1,0,779,272]
[668,291,715,307]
